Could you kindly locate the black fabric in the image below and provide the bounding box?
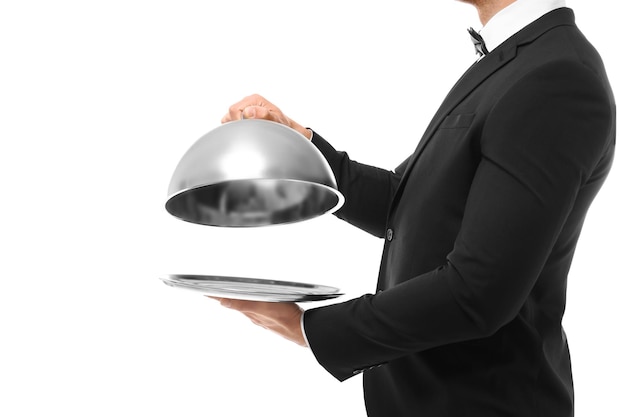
[304,8,615,417]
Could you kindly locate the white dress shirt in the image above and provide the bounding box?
[479,0,567,53]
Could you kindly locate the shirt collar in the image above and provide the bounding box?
[479,0,567,53]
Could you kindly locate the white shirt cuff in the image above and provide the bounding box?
[300,310,311,348]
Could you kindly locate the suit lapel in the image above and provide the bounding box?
[387,8,576,214]
[388,49,516,211]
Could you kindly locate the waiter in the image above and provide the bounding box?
[215,0,616,415]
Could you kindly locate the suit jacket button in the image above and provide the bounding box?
[386,228,394,242]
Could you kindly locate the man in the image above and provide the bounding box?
[216,0,616,415]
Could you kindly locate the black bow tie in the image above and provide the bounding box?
[468,27,489,57]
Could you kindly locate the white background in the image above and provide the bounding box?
[1,1,623,416]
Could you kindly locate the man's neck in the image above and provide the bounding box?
[474,0,517,25]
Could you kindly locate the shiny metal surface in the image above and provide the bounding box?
[165,119,344,226]
[160,274,344,302]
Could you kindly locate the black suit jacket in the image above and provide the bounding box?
[304,8,615,417]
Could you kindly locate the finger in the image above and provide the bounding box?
[221,98,248,123]
[231,300,298,319]
[221,94,267,123]
[242,105,272,120]
[211,298,267,312]
[222,102,245,123]
[205,296,236,308]
[206,296,228,306]
[236,300,277,313]
[208,297,300,321]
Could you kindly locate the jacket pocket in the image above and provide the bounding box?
[440,113,475,129]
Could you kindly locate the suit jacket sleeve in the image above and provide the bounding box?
[311,133,408,238]
[304,60,615,381]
